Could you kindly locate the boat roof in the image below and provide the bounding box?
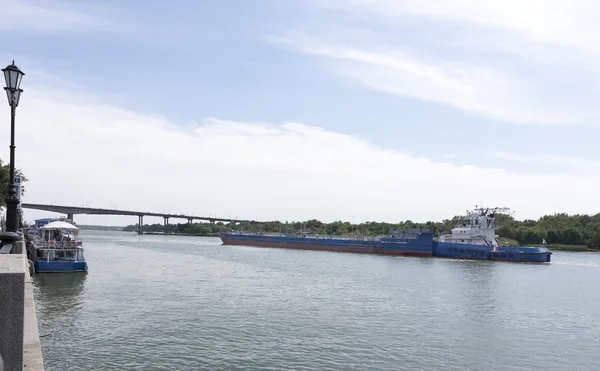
[40,221,80,231]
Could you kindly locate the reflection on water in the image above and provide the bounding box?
[33,273,88,355]
[34,273,87,306]
[35,272,88,288]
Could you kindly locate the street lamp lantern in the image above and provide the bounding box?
[2,60,25,107]
[1,60,25,233]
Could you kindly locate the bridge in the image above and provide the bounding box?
[21,203,254,234]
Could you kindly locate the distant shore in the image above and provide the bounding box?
[526,244,597,252]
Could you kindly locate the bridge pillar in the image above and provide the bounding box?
[210,220,215,225]
[138,215,143,235]
[164,217,169,233]
[67,213,74,223]
[187,218,193,224]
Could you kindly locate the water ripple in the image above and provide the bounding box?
[34,232,600,371]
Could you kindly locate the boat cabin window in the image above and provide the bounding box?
[38,249,81,261]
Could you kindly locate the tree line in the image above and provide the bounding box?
[123,211,600,249]
[0,158,28,207]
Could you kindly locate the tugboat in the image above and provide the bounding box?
[33,220,88,272]
[434,207,552,263]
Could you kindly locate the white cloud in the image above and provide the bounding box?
[325,0,600,54]
[0,0,114,32]
[488,152,600,173]
[1,82,598,226]
[271,0,600,125]
[273,34,583,124]
[443,153,458,160]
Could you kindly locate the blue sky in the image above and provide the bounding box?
[1,0,599,225]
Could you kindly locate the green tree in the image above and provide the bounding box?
[589,228,600,250]
[0,158,28,207]
[497,224,516,240]
[546,230,560,244]
[560,227,583,245]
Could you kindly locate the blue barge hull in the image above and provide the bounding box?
[221,232,435,257]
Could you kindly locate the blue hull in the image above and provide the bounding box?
[434,242,552,263]
[34,260,88,273]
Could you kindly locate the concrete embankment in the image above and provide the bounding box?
[0,237,44,371]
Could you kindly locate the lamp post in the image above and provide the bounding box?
[2,60,25,233]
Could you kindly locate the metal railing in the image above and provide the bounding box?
[35,240,82,249]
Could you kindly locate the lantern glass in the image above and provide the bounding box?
[2,62,25,90]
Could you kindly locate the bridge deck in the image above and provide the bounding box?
[21,203,251,223]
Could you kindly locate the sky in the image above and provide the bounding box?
[1,0,599,226]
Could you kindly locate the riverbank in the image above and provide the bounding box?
[526,244,598,252]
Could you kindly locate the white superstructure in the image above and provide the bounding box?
[438,207,511,248]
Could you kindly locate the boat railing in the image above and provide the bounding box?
[37,248,85,261]
[36,240,83,249]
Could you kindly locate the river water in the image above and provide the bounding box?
[33,230,600,370]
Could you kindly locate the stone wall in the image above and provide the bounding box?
[0,238,44,371]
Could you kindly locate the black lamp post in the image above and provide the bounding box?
[2,61,25,233]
